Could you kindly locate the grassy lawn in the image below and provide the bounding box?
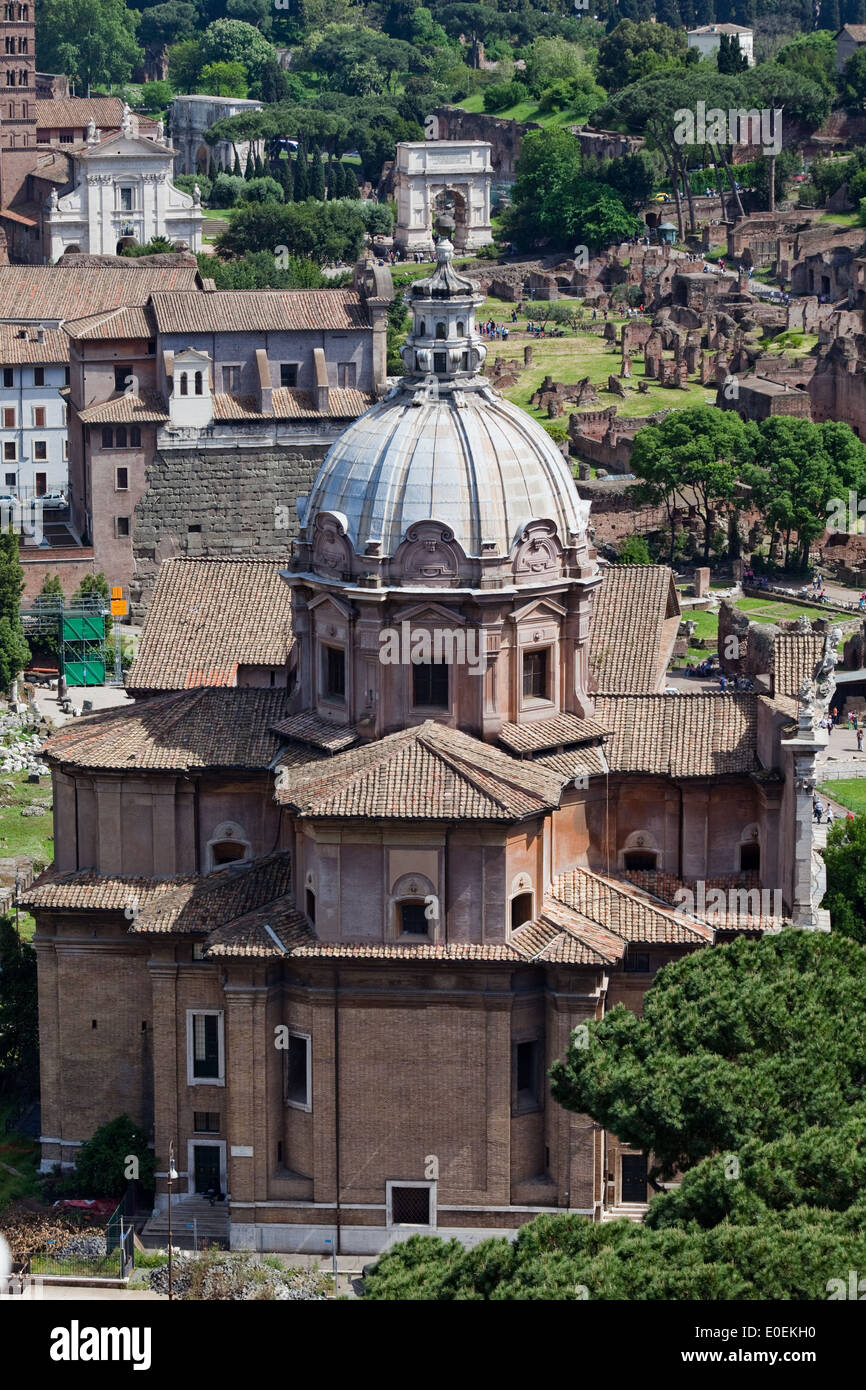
[457,93,582,129]
[682,606,719,663]
[476,297,713,423]
[0,770,53,871]
[735,596,847,625]
[817,211,861,228]
[818,780,866,814]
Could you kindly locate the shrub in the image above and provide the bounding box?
[210,173,246,208]
[483,81,525,113]
[74,1115,155,1199]
[240,177,284,204]
[617,534,652,565]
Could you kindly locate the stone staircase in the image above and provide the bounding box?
[140,1195,230,1251]
[601,1205,647,1224]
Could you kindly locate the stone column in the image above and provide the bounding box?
[149,960,179,1207]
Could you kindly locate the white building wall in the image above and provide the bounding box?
[0,361,68,496]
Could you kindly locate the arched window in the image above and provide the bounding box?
[194,371,203,396]
[511,892,533,932]
[101,427,113,449]
[179,373,188,396]
[206,821,251,871]
[456,321,464,336]
[620,830,659,874]
[435,322,446,339]
[419,319,426,336]
[739,824,761,872]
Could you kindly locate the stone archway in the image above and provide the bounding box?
[195,142,210,174]
[394,140,493,254]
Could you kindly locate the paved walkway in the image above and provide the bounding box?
[30,683,133,728]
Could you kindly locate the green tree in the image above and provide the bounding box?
[596,19,689,93]
[168,38,205,94]
[217,200,367,264]
[0,529,28,692]
[36,0,142,94]
[74,1115,155,1198]
[551,930,866,1178]
[197,250,325,289]
[822,815,866,944]
[309,146,326,201]
[240,176,284,203]
[717,33,748,74]
[631,406,749,561]
[200,61,248,98]
[138,3,198,49]
[840,47,866,113]
[200,19,276,81]
[0,914,38,1097]
[293,147,310,201]
[617,534,651,564]
[33,573,64,658]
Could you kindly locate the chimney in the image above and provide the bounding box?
[313,347,330,414]
[36,327,45,344]
[255,348,273,415]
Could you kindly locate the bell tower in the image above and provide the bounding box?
[0,0,37,209]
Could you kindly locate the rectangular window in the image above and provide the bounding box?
[412,660,449,710]
[2,407,14,427]
[522,649,549,702]
[285,1032,311,1110]
[2,369,12,389]
[322,645,345,703]
[115,466,128,490]
[280,363,298,388]
[223,365,241,393]
[188,1010,223,1083]
[191,942,207,961]
[35,472,46,496]
[33,367,44,387]
[119,187,133,212]
[513,1039,542,1113]
[4,472,14,486]
[33,406,45,427]
[33,440,46,460]
[193,1111,220,1132]
[114,515,130,538]
[3,442,15,461]
[337,362,356,388]
[114,365,132,392]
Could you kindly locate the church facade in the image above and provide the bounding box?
[25,246,832,1253]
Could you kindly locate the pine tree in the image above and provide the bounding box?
[280,153,294,202]
[325,154,334,199]
[293,147,309,201]
[0,529,29,692]
[232,149,242,178]
[332,161,346,198]
[309,145,325,201]
[245,148,258,180]
[343,163,361,199]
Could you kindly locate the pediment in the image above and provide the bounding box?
[390,601,467,626]
[78,134,170,160]
[511,595,567,624]
[307,592,354,621]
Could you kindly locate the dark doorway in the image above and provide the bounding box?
[624,850,657,871]
[511,892,533,931]
[621,1153,647,1203]
[740,842,760,871]
[193,1145,221,1193]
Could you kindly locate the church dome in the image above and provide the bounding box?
[306,386,586,560]
[301,240,588,562]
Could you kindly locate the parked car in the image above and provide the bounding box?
[38,491,67,508]
[0,490,19,508]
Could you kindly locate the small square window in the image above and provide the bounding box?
[280,363,298,388]
[33,440,46,460]
[193,1111,220,1133]
[191,942,207,961]
[115,515,130,538]
[390,1185,432,1227]
[399,901,428,935]
[115,466,128,490]
[4,472,15,487]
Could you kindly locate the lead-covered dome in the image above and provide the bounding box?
[305,386,586,559]
[301,239,588,564]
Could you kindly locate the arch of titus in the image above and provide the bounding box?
[394,141,493,253]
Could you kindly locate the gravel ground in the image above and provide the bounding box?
[147,1253,330,1301]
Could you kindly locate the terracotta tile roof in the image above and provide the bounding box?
[36,97,128,128]
[63,306,154,340]
[42,688,322,772]
[276,720,563,821]
[127,558,293,692]
[76,392,168,424]
[19,871,195,914]
[132,854,294,935]
[0,266,200,322]
[206,897,314,957]
[536,744,609,780]
[498,712,608,754]
[588,565,680,693]
[150,290,371,334]
[551,867,714,945]
[622,868,784,932]
[212,388,374,421]
[593,692,759,776]
[269,711,359,753]
[0,324,69,362]
[774,632,823,700]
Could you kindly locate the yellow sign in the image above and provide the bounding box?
[111,599,127,616]
[111,585,123,600]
